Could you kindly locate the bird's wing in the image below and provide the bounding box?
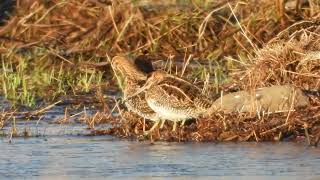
[145,75,211,110]
[160,75,203,102]
[162,75,212,110]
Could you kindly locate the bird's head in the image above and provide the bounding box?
[111,56,147,81]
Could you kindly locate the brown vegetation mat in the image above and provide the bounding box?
[86,96,320,145]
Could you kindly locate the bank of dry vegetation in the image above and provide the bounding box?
[0,0,319,143]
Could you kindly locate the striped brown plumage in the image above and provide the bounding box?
[138,70,212,131]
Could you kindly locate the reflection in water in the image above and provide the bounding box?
[0,136,319,179]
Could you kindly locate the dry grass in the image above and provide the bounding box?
[1,0,318,59]
[234,20,320,90]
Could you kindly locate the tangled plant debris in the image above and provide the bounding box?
[88,105,320,145]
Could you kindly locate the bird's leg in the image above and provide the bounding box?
[144,119,160,135]
[180,119,186,127]
[160,119,166,129]
[172,121,177,132]
[143,118,146,133]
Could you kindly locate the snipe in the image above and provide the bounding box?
[111,56,160,134]
[131,70,212,131]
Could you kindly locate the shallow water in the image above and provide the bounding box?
[1,116,320,180]
[1,135,320,179]
[1,99,320,179]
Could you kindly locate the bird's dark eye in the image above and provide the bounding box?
[146,73,153,78]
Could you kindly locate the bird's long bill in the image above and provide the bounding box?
[123,82,152,102]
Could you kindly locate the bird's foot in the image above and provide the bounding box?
[144,120,160,135]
